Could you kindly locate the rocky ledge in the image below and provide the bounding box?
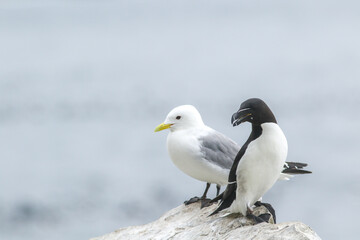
[91,202,320,240]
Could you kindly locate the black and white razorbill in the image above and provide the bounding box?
[210,98,306,222]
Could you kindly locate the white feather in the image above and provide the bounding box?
[229,122,288,215]
[167,127,229,185]
[164,105,230,185]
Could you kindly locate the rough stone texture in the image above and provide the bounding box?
[91,202,321,240]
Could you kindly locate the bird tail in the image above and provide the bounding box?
[282,161,312,174]
[282,168,312,174]
[210,192,223,203]
[209,191,236,216]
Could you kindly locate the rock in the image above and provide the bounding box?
[91,202,320,240]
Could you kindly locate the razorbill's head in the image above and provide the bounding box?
[154,105,205,132]
[231,98,277,127]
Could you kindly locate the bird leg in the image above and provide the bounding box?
[216,184,221,196]
[201,182,211,199]
[183,183,213,208]
[199,183,213,208]
[254,201,276,223]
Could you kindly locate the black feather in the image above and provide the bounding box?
[209,191,236,216]
[283,161,312,174]
[282,168,312,174]
[284,161,308,169]
[210,192,224,203]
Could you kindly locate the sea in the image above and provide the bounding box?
[0,0,359,239]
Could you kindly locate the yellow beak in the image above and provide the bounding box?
[154,123,173,132]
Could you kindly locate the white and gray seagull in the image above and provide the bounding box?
[155,105,310,208]
[210,98,304,223]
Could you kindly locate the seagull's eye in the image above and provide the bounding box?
[176,116,181,120]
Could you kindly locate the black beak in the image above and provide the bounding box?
[231,108,252,127]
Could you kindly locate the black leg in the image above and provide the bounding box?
[201,183,211,199]
[200,183,213,208]
[216,184,221,196]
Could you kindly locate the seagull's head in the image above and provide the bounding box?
[154,105,205,132]
[231,98,277,127]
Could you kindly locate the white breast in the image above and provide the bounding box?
[230,123,288,215]
[166,127,229,185]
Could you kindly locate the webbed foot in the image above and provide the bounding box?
[200,198,213,208]
[184,196,200,205]
[254,201,276,223]
[247,213,267,224]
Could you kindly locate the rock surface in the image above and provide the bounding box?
[91,202,320,240]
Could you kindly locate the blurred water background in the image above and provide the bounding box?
[0,0,359,239]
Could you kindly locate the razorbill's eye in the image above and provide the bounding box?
[176,116,181,120]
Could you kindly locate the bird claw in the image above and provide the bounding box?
[184,196,214,208]
[184,196,200,205]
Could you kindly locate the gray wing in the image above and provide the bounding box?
[199,131,240,170]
